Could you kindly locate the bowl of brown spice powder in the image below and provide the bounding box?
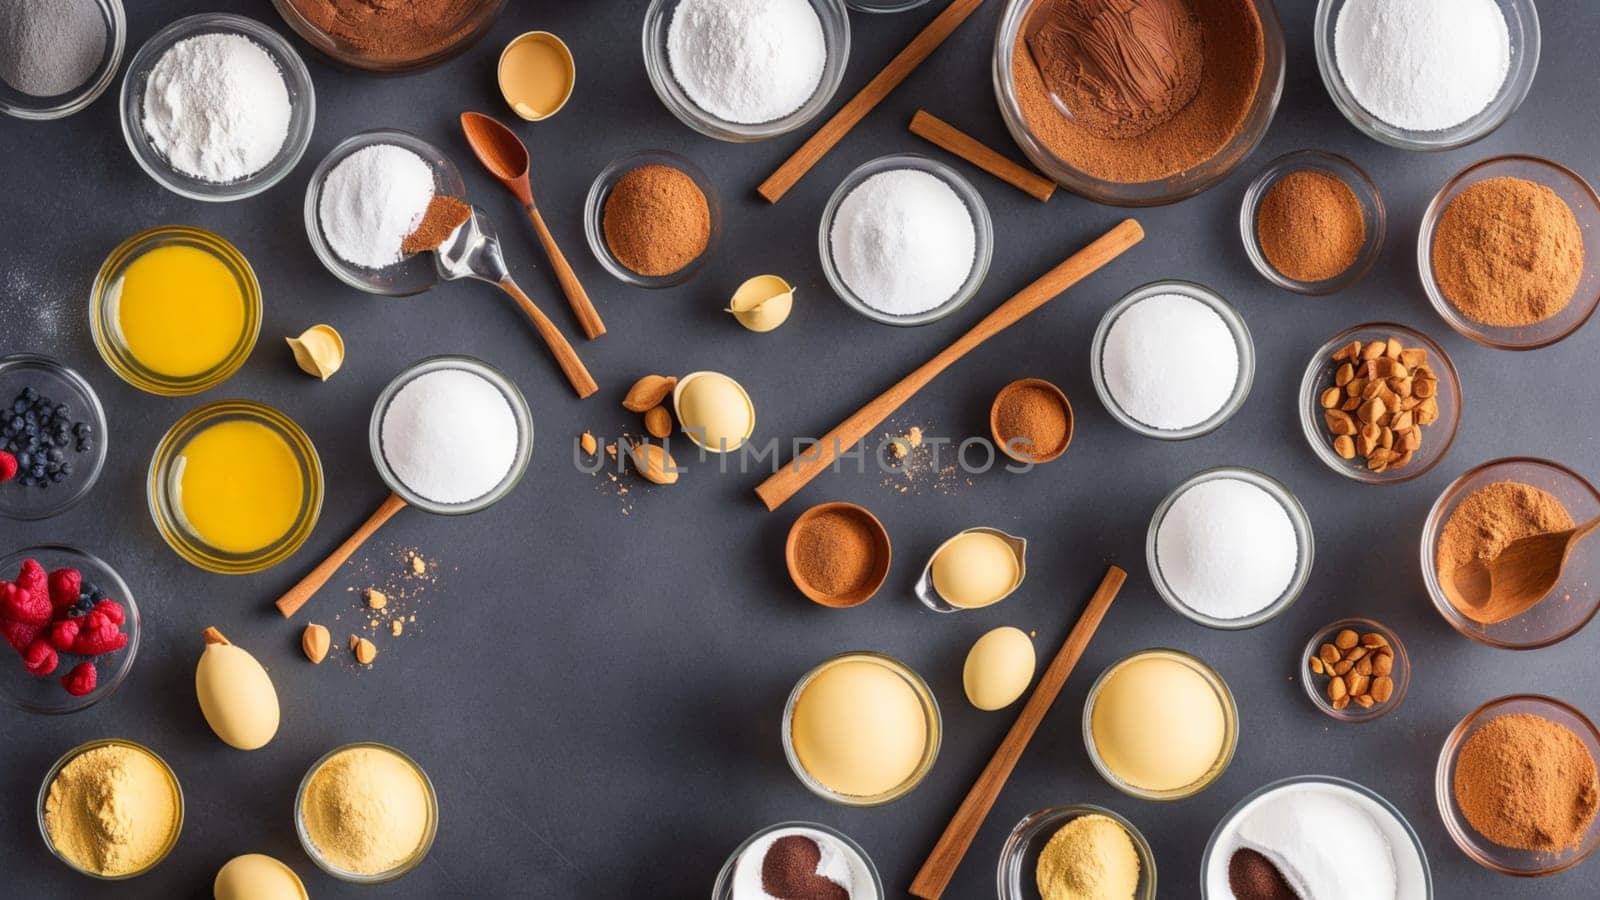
[584,150,720,289]
[272,0,504,73]
[1419,155,1600,350]
[991,378,1073,464]
[1240,149,1384,295]
[785,501,892,608]
[1436,694,1600,876]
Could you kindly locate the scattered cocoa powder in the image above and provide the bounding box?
[1436,481,1573,619]
[993,382,1070,462]
[1227,848,1296,900]
[602,164,711,277]
[285,0,488,63]
[1256,169,1365,283]
[402,194,471,255]
[1453,712,1599,852]
[791,509,879,599]
[1431,176,1585,327]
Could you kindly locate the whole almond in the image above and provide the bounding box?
[1360,633,1388,648]
[644,405,672,439]
[1329,675,1348,702]
[1319,644,1340,668]
[1373,652,1394,676]
[1353,694,1375,709]
[629,442,679,485]
[302,624,330,664]
[354,637,378,665]
[1371,676,1394,703]
[1332,695,1351,711]
[1310,656,1324,675]
[1333,435,1356,459]
[623,375,676,412]
[1334,629,1359,650]
[1325,409,1357,436]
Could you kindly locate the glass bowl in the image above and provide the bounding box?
[997,804,1156,900]
[642,0,850,142]
[0,0,124,121]
[295,742,438,883]
[1417,155,1600,350]
[1297,323,1461,484]
[781,651,941,807]
[992,0,1285,206]
[817,153,994,326]
[1314,0,1539,152]
[38,739,182,878]
[1421,457,1600,650]
[1437,695,1600,876]
[119,14,314,202]
[1201,775,1433,898]
[0,546,139,715]
[1146,467,1313,630]
[583,150,722,289]
[0,355,108,520]
[90,226,262,396]
[303,129,467,298]
[271,0,504,73]
[147,400,323,575]
[710,821,883,900]
[1300,617,1410,723]
[1239,149,1385,294]
[1082,649,1238,801]
[1090,280,1255,440]
[369,356,534,515]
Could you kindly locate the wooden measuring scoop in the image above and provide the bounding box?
[1454,514,1600,624]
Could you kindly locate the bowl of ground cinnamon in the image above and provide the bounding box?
[1422,457,1600,649]
[272,0,504,73]
[991,378,1073,464]
[785,501,892,608]
[1241,149,1383,294]
[994,0,1286,206]
[1437,694,1600,875]
[584,150,720,288]
[1420,155,1600,350]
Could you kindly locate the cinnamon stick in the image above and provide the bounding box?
[909,110,1056,202]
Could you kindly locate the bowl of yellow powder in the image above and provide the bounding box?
[997,804,1154,900]
[295,742,438,882]
[37,738,183,879]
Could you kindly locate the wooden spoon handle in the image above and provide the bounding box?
[527,205,605,340]
[909,565,1128,899]
[275,492,408,618]
[753,219,1143,511]
[495,276,599,399]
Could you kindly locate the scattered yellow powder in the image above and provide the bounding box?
[411,554,426,575]
[366,589,387,610]
[302,746,431,875]
[44,743,180,877]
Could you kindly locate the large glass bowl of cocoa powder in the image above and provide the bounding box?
[272,0,504,73]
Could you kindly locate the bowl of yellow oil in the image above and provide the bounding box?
[91,226,261,396]
[148,400,322,574]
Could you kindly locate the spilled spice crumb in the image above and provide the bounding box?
[880,418,971,496]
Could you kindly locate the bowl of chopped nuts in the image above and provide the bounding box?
[1301,618,1409,722]
[1298,323,1461,484]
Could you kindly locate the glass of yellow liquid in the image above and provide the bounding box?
[147,401,323,574]
[91,226,261,396]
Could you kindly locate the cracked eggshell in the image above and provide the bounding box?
[727,274,794,333]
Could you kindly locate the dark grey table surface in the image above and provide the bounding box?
[4,0,1599,897]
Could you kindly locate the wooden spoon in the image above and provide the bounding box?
[460,111,605,341]
[1453,514,1600,625]
[275,493,408,618]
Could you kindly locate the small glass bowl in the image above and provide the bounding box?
[997,804,1156,900]
[1082,649,1238,801]
[295,742,439,883]
[39,739,182,879]
[303,129,467,297]
[1239,149,1385,294]
[147,401,323,575]
[271,0,504,73]
[711,821,884,900]
[0,355,109,521]
[781,651,941,807]
[1421,457,1600,650]
[642,0,850,142]
[848,0,930,10]
[1146,467,1314,630]
[369,356,534,515]
[1201,775,1433,897]
[1417,155,1600,350]
[1437,694,1600,876]
[0,546,139,714]
[1090,280,1255,440]
[0,0,124,121]
[584,150,722,288]
[992,0,1286,206]
[1300,618,1410,722]
[1297,322,1461,484]
[818,153,994,326]
[120,14,314,202]
[1315,0,1539,152]
[90,226,262,396]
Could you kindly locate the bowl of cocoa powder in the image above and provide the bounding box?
[785,501,891,608]
[271,0,504,73]
[584,150,721,289]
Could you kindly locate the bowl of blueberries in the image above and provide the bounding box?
[0,355,106,520]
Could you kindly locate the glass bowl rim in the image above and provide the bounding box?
[0,354,110,521]
[709,820,884,899]
[294,741,439,883]
[37,737,183,878]
[1238,148,1386,295]
[583,148,723,289]
[0,0,125,121]
[1299,616,1411,723]
[847,0,932,10]
[996,803,1157,900]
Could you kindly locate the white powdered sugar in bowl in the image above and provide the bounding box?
[667,0,826,125]
[379,369,518,506]
[318,144,436,270]
[142,33,291,182]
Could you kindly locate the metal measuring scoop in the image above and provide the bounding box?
[433,206,598,399]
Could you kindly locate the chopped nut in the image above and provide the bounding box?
[580,431,598,455]
[391,620,404,637]
[1320,387,1342,409]
[1333,435,1356,459]
[354,637,377,665]
[302,624,330,664]
[366,589,387,610]
[1325,409,1357,435]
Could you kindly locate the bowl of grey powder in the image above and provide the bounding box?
[0,0,124,121]
[119,13,314,202]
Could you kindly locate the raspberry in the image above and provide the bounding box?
[22,639,57,677]
[15,559,47,607]
[48,618,80,652]
[0,619,42,654]
[0,450,15,482]
[47,568,81,611]
[0,581,51,626]
[72,611,126,656]
[91,599,125,626]
[61,661,96,696]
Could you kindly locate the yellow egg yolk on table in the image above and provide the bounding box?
[110,244,247,378]
[790,658,928,797]
[1090,654,1226,792]
[174,419,303,554]
[932,531,1019,608]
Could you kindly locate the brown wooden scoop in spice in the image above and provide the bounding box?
[402,195,473,255]
[1452,514,1600,625]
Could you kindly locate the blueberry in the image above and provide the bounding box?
[59,461,71,475]
[74,422,92,436]
[7,416,21,431]
[20,387,36,402]
[76,440,91,453]
[29,464,45,479]
[46,448,62,463]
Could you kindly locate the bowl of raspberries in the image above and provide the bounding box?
[0,546,138,713]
